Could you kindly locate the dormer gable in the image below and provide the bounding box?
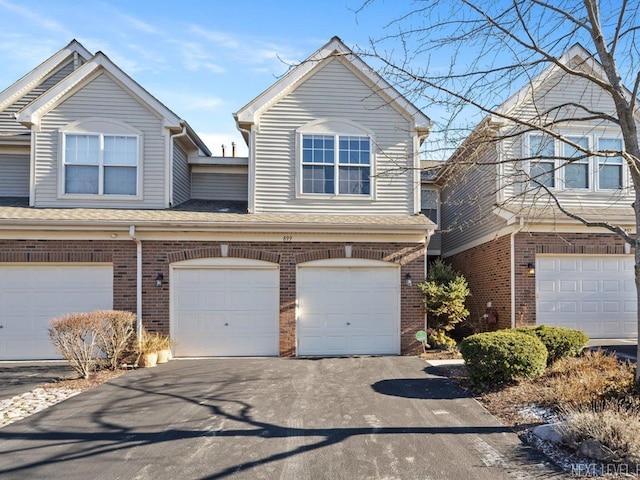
[234,36,431,138]
[0,40,92,115]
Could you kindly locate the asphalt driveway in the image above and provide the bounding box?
[0,357,562,479]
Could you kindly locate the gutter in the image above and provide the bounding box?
[510,217,525,328]
[129,225,143,341]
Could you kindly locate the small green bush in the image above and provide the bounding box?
[516,325,588,364]
[459,330,548,386]
[427,329,457,351]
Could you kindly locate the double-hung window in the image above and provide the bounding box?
[301,133,371,196]
[64,133,138,195]
[529,135,555,188]
[420,188,439,226]
[597,138,623,190]
[563,136,589,189]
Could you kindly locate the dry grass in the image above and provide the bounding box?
[542,350,635,406]
[464,350,637,431]
[561,401,640,463]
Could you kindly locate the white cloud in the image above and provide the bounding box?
[0,0,72,37]
[154,90,225,113]
[119,13,160,35]
[177,41,226,74]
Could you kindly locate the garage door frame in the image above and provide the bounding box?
[535,254,637,338]
[296,258,401,356]
[0,262,113,360]
[169,257,280,357]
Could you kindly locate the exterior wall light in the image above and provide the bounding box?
[405,273,413,287]
[527,263,535,276]
[155,273,164,287]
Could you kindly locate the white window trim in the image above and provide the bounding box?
[526,134,558,189]
[57,118,143,200]
[561,135,591,191]
[595,137,626,192]
[524,130,628,193]
[420,187,440,228]
[295,118,376,200]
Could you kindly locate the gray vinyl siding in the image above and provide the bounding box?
[34,72,167,208]
[192,172,248,201]
[254,58,415,214]
[501,65,635,209]
[441,144,507,255]
[172,144,190,206]
[427,231,442,254]
[0,61,76,134]
[0,153,29,197]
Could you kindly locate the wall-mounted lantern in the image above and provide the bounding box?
[405,273,413,287]
[155,273,164,287]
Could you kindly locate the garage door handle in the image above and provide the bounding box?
[0,325,3,328]
[224,323,229,326]
[346,322,351,326]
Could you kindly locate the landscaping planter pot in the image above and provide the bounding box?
[157,349,171,364]
[139,352,158,368]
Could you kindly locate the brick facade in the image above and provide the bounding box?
[1,239,425,357]
[0,240,137,313]
[447,235,512,331]
[448,231,630,331]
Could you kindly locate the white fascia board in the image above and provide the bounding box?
[0,219,433,236]
[0,40,92,113]
[234,37,431,131]
[16,53,183,129]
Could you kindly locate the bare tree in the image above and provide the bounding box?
[360,0,640,379]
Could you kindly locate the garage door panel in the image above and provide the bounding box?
[297,263,400,356]
[0,264,113,360]
[172,263,279,357]
[536,255,637,338]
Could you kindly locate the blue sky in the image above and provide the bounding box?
[0,0,413,157]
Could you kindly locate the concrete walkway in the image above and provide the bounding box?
[0,357,563,479]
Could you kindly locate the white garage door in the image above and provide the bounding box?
[536,255,637,338]
[171,258,279,357]
[0,264,113,360]
[297,259,400,356]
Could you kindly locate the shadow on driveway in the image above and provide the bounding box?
[0,357,561,480]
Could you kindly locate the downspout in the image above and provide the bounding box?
[168,123,188,207]
[510,218,525,328]
[129,225,143,341]
[424,230,434,331]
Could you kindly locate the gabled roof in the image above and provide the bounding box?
[13,49,210,155]
[234,36,431,134]
[0,40,92,114]
[492,43,638,121]
[16,51,181,128]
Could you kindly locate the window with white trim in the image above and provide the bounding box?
[301,133,371,196]
[526,133,626,191]
[597,138,623,190]
[64,133,138,195]
[563,136,589,189]
[529,135,555,188]
[420,188,439,226]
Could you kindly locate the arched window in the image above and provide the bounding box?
[59,118,142,197]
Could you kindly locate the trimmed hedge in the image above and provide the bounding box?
[459,330,548,385]
[516,325,588,364]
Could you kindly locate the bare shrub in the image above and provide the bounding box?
[561,401,640,463]
[94,310,136,370]
[49,312,102,379]
[545,350,635,406]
